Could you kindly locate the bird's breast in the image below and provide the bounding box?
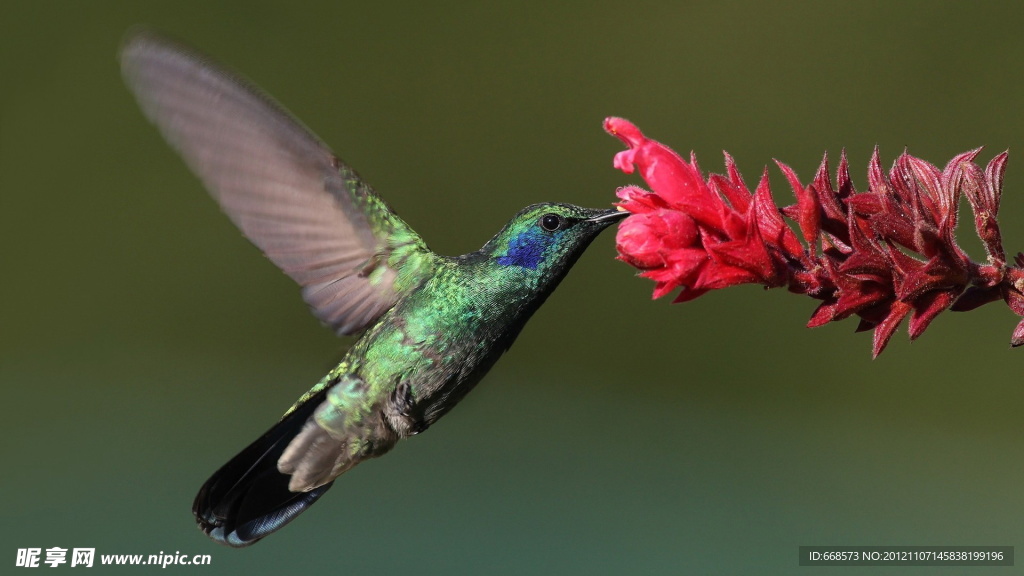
[350,275,534,434]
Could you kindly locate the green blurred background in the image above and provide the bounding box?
[4,2,1024,574]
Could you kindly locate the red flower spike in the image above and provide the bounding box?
[607,117,1024,355]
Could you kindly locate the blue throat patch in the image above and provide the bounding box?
[497,229,554,269]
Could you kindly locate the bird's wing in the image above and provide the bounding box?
[120,30,427,335]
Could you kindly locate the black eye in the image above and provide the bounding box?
[540,213,562,231]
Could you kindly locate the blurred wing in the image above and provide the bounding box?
[120,30,425,334]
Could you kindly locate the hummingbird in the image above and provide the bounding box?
[120,30,625,548]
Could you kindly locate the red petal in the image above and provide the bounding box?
[752,168,804,259]
[833,280,890,320]
[723,152,752,213]
[975,152,1008,262]
[891,253,962,302]
[705,214,778,284]
[1012,318,1024,347]
[672,287,709,303]
[615,210,700,269]
[984,151,1008,216]
[651,280,682,300]
[615,186,667,213]
[604,117,723,231]
[807,300,838,328]
[951,285,1003,312]
[872,301,913,357]
[1005,289,1024,317]
[839,216,889,278]
[846,192,885,216]
[904,154,942,221]
[939,148,982,223]
[637,247,708,287]
[775,160,820,247]
[867,147,892,194]
[836,150,854,200]
[692,261,761,290]
[812,152,849,242]
[908,290,956,340]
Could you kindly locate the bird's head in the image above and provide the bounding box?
[482,203,626,280]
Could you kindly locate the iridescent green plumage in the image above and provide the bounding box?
[121,30,625,548]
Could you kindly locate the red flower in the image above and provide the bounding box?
[606,117,1021,356]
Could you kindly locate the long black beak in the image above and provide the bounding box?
[586,208,629,225]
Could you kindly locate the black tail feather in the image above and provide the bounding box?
[193,389,333,547]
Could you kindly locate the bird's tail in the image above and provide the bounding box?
[192,388,333,547]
